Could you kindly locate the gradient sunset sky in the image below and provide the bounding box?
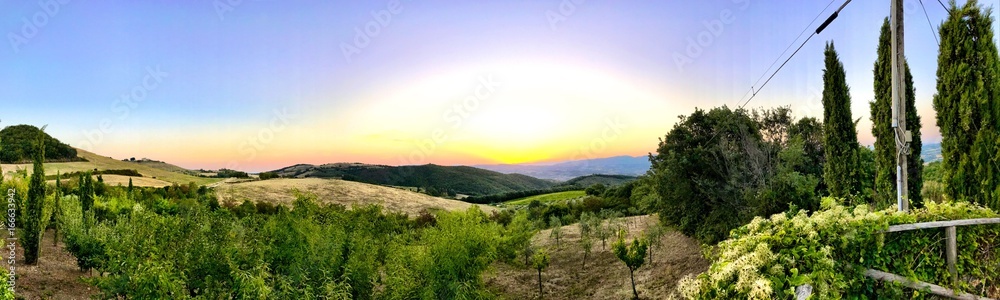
[2,1,997,172]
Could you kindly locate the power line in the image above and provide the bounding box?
[936,0,948,11]
[703,0,852,146]
[738,0,853,109]
[741,0,838,101]
[917,0,941,47]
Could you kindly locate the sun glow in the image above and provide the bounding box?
[317,60,679,165]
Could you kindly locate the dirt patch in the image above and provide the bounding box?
[12,229,96,300]
[485,215,708,300]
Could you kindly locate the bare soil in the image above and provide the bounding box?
[12,229,96,300]
[485,215,708,300]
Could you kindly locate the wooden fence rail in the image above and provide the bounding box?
[796,217,1000,300]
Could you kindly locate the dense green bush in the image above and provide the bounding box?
[678,199,999,299]
[0,125,78,163]
[651,107,825,243]
[56,184,522,299]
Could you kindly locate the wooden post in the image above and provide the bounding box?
[946,226,957,285]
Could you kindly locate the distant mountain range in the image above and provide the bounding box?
[921,143,942,163]
[474,155,650,181]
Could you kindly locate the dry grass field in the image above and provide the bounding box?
[485,215,708,300]
[1,148,221,186]
[213,178,498,215]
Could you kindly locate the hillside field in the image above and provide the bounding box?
[504,190,587,206]
[0,148,220,186]
[213,177,497,215]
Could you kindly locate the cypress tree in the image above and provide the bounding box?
[933,0,1000,208]
[53,171,61,246]
[821,42,861,200]
[80,172,94,225]
[24,127,46,264]
[872,18,924,209]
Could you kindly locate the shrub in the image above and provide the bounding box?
[678,199,1000,299]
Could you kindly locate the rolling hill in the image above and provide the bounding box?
[1,148,220,187]
[559,174,638,187]
[921,142,942,163]
[269,163,555,196]
[213,178,496,215]
[476,155,650,181]
[0,124,81,163]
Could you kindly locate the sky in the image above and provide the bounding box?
[1,0,998,172]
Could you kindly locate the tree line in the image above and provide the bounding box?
[652,0,1000,244]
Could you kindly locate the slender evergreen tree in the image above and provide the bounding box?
[933,0,1000,209]
[80,171,94,227]
[821,42,861,200]
[872,18,924,209]
[53,171,61,246]
[24,127,47,264]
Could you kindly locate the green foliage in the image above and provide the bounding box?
[496,189,585,206]
[532,248,550,297]
[0,124,78,163]
[561,174,637,188]
[0,267,13,300]
[821,42,862,199]
[613,229,648,299]
[23,127,46,264]
[644,222,666,263]
[466,185,582,204]
[579,233,594,270]
[56,186,518,299]
[677,200,1000,299]
[584,183,606,196]
[79,172,94,217]
[257,171,279,180]
[933,0,1000,210]
[871,17,924,210]
[215,168,249,178]
[549,215,563,248]
[856,146,876,203]
[651,106,824,243]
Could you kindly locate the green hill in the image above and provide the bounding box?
[560,174,637,187]
[0,125,81,163]
[270,163,555,196]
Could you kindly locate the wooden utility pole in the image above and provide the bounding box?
[891,0,910,212]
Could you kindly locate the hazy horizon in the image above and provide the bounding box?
[4,0,994,172]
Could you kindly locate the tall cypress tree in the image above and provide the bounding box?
[53,171,61,246]
[24,127,46,264]
[933,0,1000,209]
[872,18,924,209]
[79,172,94,226]
[822,42,861,200]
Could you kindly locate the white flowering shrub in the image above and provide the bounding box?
[678,198,1000,299]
